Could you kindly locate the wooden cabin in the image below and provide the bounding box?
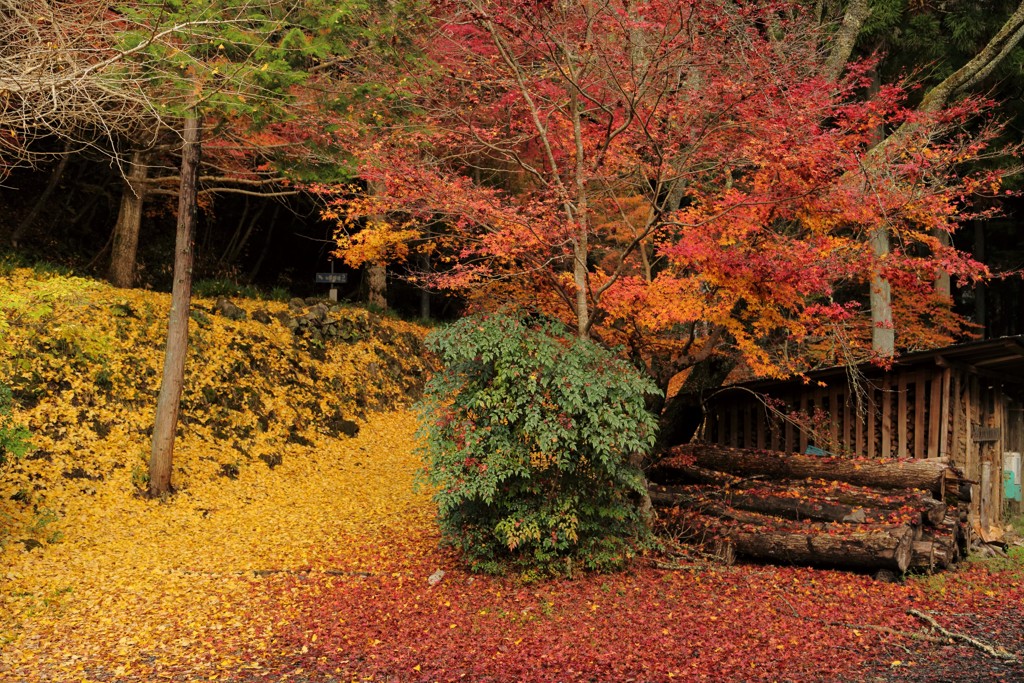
[697,337,1024,539]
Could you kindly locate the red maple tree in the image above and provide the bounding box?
[328,0,1006,393]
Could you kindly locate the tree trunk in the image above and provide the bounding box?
[729,523,915,573]
[650,482,945,526]
[655,353,735,451]
[246,204,280,283]
[666,508,916,572]
[419,249,431,321]
[573,235,589,338]
[827,489,947,526]
[650,465,949,524]
[864,64,895,358]
[909,538,956,573]
[663,444,950,495]
[10,151,70,247]
[933,228,952,300]
[650,461,745,488]
[869,225,895,357]
[149,115,201,496]
[651,484,880,524]
[107,150,149,288]
[367,262,387,310]
[823,0,871,80]
[974,221,987,336]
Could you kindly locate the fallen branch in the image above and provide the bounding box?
[177,568,374,577]
[251,568,374,577]
[773,584,947,644]
[908,608,1019,662]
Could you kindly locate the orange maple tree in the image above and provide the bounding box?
[327,0,1007,397]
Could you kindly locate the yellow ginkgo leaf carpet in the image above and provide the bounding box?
[1,411,434,682]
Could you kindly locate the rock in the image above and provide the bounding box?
[62,467,102,481]
[252,308,272,324]
[215,298,247,321]
[289,297,306,311]
[218,463,240,479]
[190,309,212,328]
[259,453,283,469]
[286,428,314,447]
[327,414,360,438]
[428,569,445,586]
[873,569,899,583]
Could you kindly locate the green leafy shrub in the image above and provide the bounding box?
[0,383,31,466]
[419,312,660,575]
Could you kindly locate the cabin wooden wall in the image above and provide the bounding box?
[705,368,953,459]
[1005,396,1024,518]
[701,366,1015,527]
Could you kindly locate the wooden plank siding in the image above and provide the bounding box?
[914,371,926,459]
[799,394,809,454]
[897,374,908,459]
[854,389,865,456]
[697,355,1021,528]
[881,378,893,458]
[938,368,951,459]
[927,371,941,458]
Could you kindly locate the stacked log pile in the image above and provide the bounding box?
[650,444,969,575]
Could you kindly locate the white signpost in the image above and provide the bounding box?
[315,272,348,301]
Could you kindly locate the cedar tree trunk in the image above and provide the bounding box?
[149,115,201,496]
[869,225,895,357]
[10,150,69,247]
[108,150,149,288]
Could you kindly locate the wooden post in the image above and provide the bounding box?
[829,386,840,449]
[939,368,951,459]
[914,372,926,459]
[967,377,978,525]
[855,388,865,457]
[783,396,794,453]
[799,394,809,453]
[756,405,766,450]
[951,372,962,467]
[981,461,992,532]
[993,391,1005,525]
[898,374,908,459]
[727,405,738,447]
[927,371,941,458]
[867,384,877,459]
[842,389,852,453]
[881,378,892,458]
[749,403,757,450]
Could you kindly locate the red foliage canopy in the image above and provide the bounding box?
[328,0,1007,387]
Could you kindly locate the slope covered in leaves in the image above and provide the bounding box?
[0,267,427,542]
[1,269,1022,682]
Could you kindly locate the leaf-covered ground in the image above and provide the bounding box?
[1,269,1022,682]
